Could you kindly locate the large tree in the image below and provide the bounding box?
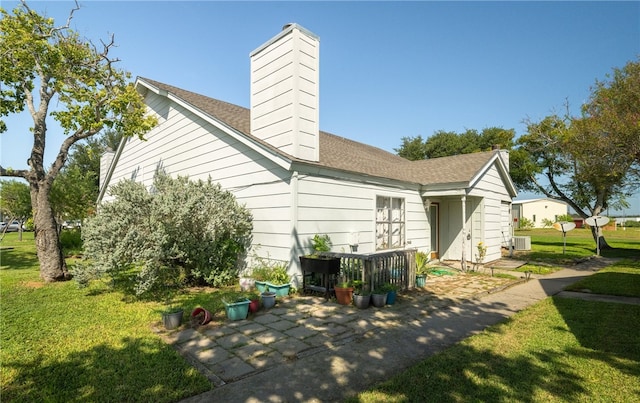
[511,59,640,249]
[0,1,155,282]
[50,130,123,223]
[395,127,515,161]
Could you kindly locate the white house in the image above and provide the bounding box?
[512,198,568,228]
[98,23,517,285]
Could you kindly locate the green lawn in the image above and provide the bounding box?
[0,232,212,402]
[2,229,639,402]
[351,230,640,402]
[513,227,640,263]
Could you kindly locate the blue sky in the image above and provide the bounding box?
[2,1,639,215]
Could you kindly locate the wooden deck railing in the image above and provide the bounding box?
[321,249,417,292]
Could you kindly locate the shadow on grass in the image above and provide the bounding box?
[0,246,38,270]
[360,344,589,402]
[2,337,210,402]
[350,298,640,402]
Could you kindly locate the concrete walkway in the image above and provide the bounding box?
[166,257,621,403]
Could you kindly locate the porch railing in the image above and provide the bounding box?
[321,249,417,292]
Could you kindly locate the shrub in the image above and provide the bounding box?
[541,218,554,228]
[60,228,82,255]
[518,217,535,230]
[79,173,253,297]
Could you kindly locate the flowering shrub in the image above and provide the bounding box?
[476,242,487,264]
[77,173,252,296]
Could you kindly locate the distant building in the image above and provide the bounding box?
[512,198,568,228]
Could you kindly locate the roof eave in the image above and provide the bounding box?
[136,78,293,171]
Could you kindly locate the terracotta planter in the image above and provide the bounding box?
[334,286,354,305]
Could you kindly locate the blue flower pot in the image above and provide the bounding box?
[255,281,268,293]
[386,290,397,305]
[223,299,250,321]
[267,283,291,297]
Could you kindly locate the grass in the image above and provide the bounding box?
[512,227,640,263]
[566,259,640,297]
[1,232,212,402]
[351,296,640,402]
[2,228,639,402]
[350,229,640,403]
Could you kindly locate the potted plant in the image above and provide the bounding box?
[246,291,261,313]
[415,251,429,287]
[190,307,212,325]
[222,295,250,321]
[239,269,256,291]
[352,280,370,309]
[333,280,354,305]
[261,286,276,309]
[162,306,184,330]
[299,234,341,298]
[371,286,388,308]
[380,283,399,305]
[266,263,291,297]
[251,266,271,293]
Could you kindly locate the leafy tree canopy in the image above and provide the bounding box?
[0,1,156,281]
[0,179,31,221]
[395,127,515,161]
[511,58,640,248]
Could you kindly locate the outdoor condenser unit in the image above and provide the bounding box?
[513,236,531,251]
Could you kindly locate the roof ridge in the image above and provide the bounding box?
[135,77,502,186]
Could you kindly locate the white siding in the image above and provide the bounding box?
[102,91,294,269]
[518,199,568,228]
[294,173,428,257]
[436,163,512,263]
[468,163,512,263]
[250,24,320,162]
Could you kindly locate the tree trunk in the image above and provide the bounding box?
[590,226,611,251]
[32,184,70,282]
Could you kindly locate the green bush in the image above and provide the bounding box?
[79,173,253,297]
[60,228,82,255]
[518,217,535,230]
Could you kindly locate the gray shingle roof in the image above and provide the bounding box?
[138,77,498,187]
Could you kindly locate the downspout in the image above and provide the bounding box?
[461,195,467,271]
[290,171,300,287]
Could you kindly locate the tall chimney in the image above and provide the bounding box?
[250,23,320,161]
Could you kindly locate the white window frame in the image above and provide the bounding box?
[376,195,405,250]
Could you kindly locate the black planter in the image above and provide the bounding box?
[299,256,341,274]
[300,256,341,300]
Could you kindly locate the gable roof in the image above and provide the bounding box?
[135,77,516,194]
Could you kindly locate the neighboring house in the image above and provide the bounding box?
[512,198,568,228]
[98,23,517,286]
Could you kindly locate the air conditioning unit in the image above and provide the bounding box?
[513,236,531,251]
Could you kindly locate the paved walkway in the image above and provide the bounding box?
[160,257,622,403]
